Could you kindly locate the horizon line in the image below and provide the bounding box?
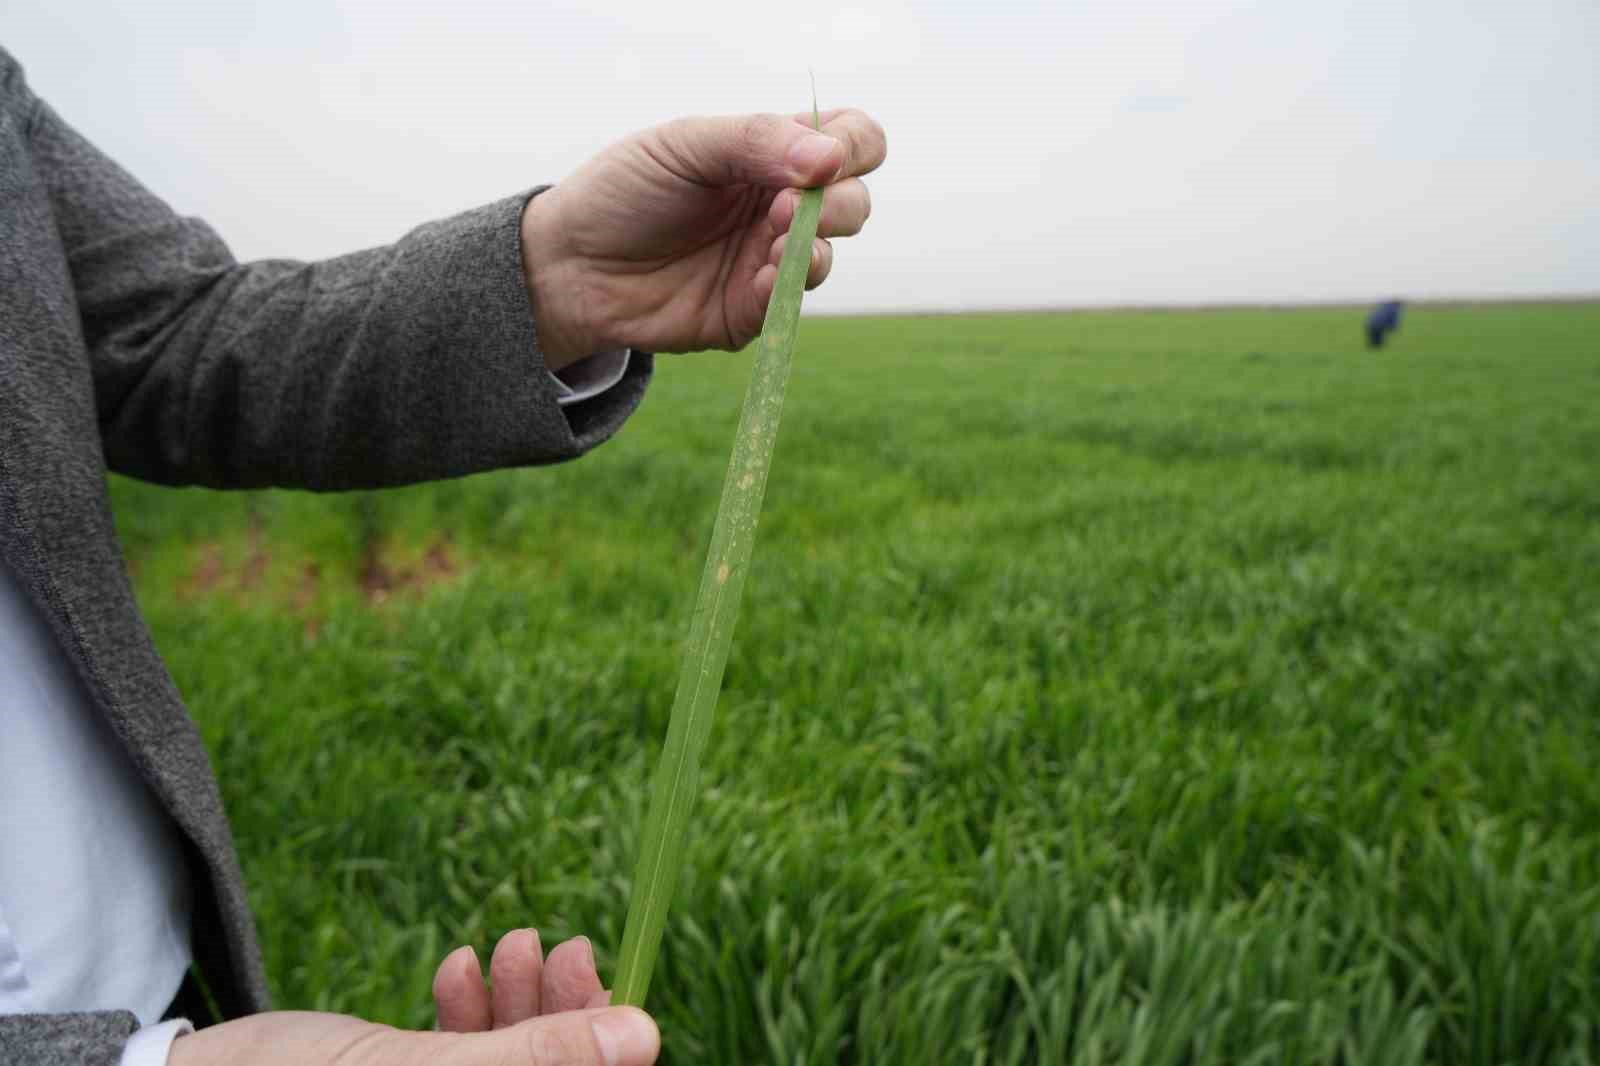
[809,291,1600,319]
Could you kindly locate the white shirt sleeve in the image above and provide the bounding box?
[119,1018,193,1066]
[548,349,632,406]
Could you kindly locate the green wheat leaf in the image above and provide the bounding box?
[611,96,828,1009]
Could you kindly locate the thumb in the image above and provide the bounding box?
[653,113,843,189]
[439,1006,659,1066]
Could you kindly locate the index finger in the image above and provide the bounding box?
[434,945,492,1032]
[792,107,887,180]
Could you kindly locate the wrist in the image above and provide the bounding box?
[519,189,597,373]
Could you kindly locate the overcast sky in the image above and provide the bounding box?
[8,1,1598,313]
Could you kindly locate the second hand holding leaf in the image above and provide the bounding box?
[518,107,885,369]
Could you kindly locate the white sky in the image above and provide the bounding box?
[8,1,1599,313]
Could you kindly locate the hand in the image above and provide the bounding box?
[167,930,657,1066]
[166,1007,657,1066]
[521,108,887,368]
[432,928,610,1030]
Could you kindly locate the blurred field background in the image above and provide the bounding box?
[112,304,1600,1064]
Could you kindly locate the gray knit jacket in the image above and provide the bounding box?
[0,46,651,1064]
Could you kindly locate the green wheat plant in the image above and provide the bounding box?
[610,95,829,1008]
[117,301,1600,1061]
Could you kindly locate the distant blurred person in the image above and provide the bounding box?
[1365,300,1405,349]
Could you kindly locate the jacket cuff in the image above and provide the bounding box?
[313,188,652,487]
[0,1011,140,1066]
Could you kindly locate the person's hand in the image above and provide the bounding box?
[166,1007,657,1066]
[167,930,656,1066]
[432,928,610,1030]
[520,108,887,369]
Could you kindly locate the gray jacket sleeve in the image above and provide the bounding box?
[25,80,651,490]
[0,1012,138,1066]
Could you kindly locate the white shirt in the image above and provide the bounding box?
[0,351,629,1065]
[0,557,193,1026]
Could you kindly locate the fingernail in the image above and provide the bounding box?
[788,133,840,179]
[440,944,474,980]
[579,935,596,969]
[590,1007,660,1066]
[527,928,543,959]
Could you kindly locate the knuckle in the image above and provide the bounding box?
[852,113,888,167]
[651,118,700,172]
[841,182,869,234]
[523,1021,601,1065]
[658,115,696,148]
[736,112,781,153]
